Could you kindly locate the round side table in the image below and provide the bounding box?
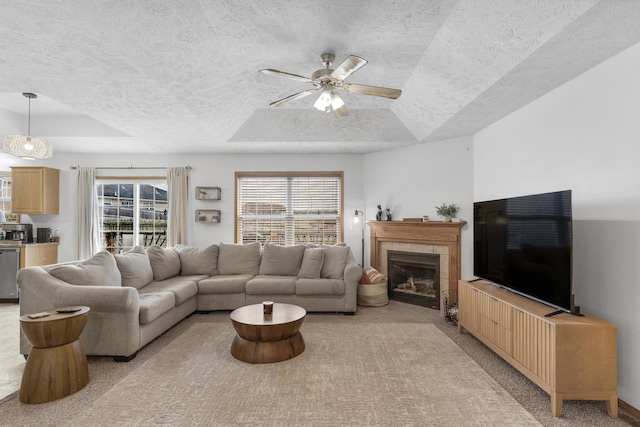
[19,306,90,404]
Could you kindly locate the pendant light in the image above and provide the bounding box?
[3,93,53,160]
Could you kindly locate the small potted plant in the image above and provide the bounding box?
[435,203,459,222]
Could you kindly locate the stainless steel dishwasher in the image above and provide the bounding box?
[0,247,20,299]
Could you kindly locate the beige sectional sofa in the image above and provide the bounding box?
[17,242,361,361]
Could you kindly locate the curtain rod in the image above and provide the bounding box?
[70,165,191,170]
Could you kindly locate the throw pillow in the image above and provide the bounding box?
[217,242,261,275]
[358,266,372,284]
[147,245,181,281]
[320,245,350,279]
[259,243,305,276]
[298,247,325,279]
[364,266,386,284]
[114,246,153,289]
[50,251,121,287]
[175,244,219,276]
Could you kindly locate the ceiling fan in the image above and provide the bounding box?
[259,53,402,118]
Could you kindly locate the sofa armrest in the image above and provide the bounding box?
[18,266,139,314]
[343,254,362,287]
[52,285,139,313]
[18,266,142,357]
[340,251,361,313]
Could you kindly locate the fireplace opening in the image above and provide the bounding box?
[387,250,440,309]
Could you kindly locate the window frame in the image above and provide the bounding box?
[96,175,168,253]
[235,171,344,245]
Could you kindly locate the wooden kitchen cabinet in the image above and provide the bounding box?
[21,243,59,268]
[10,167,60,214]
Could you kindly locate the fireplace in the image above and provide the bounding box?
[367,220,465,314]
[387,250,440,309]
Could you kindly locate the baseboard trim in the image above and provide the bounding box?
[619,399,640,422]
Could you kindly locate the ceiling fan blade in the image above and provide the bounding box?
[269,88,318,107]
[259,69,314,83]
[330,55,368,81]
[342,83,402,99]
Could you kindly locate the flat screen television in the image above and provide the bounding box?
[473,190,573,313]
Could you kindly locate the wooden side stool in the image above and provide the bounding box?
[19,306,90,404]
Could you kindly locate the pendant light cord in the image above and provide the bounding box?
[27,96,31,136]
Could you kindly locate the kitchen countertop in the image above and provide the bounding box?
[0,242,59,247]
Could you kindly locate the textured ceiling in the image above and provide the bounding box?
[1,1,640,155]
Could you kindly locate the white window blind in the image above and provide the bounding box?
[236,173,343,246]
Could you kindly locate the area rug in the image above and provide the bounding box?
[59,322,538,426]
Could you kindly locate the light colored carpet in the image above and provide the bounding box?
[65,322,538,426]
[1,304,634,426]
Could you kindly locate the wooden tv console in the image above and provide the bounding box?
[458,280,617,418]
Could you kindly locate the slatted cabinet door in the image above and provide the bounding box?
[512,308,555,388]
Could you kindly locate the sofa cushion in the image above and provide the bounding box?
[198,275,254,294]
[140,277,198,305]
[147,245,181,281]
[114,246,153,289]
[49,251,121,287]
[175,244,219,276]
[296,278,345,296]
[138,292,175,324]
[259,243,305,276]
[246,275,296,295]
[298,247,325,279]
[320,245,350,279]
[217,242,261,275]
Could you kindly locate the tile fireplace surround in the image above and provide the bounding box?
[367,220,466,313]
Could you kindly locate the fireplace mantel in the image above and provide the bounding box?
[367,220,466,302]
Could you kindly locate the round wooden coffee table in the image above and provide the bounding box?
[19,306,90,404]
[230,303,306,364]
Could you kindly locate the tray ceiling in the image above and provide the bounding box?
[1,1,640,155]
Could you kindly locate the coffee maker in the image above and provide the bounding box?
[3,223,33,243]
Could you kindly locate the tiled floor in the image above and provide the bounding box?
[0,303,24,400]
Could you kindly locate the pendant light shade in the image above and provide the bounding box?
[3,93,53,160]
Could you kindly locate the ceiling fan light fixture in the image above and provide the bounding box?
[313,89,332,113]
[3,93,53,160]
[330,91,345,110]
[262,52,401,118]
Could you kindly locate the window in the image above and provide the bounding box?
[97,179,168,253]
[236,172,343,246]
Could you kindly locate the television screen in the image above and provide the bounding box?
[473,190,573,312]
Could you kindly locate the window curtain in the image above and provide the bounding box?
[77,167,101,259]
[167,167,188,246]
